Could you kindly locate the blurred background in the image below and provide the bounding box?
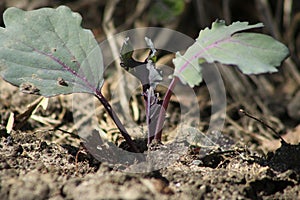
[0,0,299,153]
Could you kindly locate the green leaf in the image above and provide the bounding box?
[0,6,103,97]
[173,20,289,87]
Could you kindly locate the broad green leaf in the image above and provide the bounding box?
[0,6,103,97]
[173,20,289,87]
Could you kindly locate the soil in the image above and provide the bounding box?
[0,79,300,200]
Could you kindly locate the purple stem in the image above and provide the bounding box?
[153,76,179,142]
[95,90,139,153]
[146,91,152,145]
[141,89,151,144]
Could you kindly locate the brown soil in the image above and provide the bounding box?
[0,78,300,200]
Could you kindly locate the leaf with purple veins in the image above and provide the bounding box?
[173,20,289,87]
[0,6,103,97]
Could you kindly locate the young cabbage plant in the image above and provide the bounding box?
[0,6,289,152]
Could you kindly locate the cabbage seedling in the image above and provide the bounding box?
[0,6,289,152]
